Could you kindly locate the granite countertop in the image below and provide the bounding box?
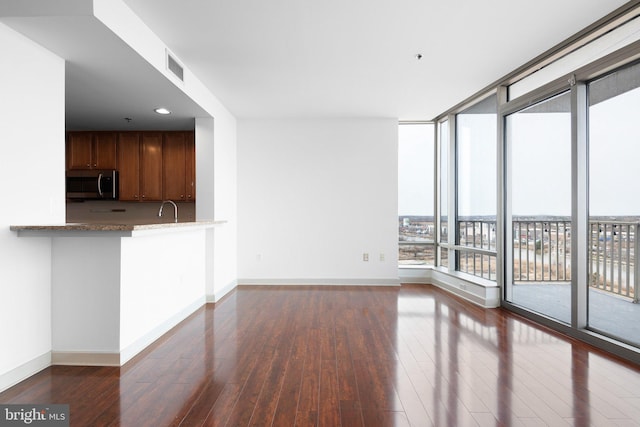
[12,221,220,231]
[10,220,226,235]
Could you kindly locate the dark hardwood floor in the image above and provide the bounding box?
[2,284,640,426]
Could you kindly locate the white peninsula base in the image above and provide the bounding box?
[12,222,220,366]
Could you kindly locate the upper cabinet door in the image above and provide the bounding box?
[66,131,117,170]
[67,132,93,170]
[93,132,117,169]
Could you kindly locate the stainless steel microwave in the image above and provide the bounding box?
[66,170,118,200]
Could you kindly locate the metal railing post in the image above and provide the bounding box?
[634,223,639,303]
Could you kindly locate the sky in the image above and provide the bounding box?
[589,87,640,216]
[398,84,640,218]
[398,123,433,216]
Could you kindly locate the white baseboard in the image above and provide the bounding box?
[237,278,401,286]
[51,351,120,366]
[0,351,51,393]
[207,279,237,303]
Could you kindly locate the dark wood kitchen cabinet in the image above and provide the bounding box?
[67,131,117,170]
[117,132,141,201]
[162,131,195,201]
[140,132,163,201]
[118,131,163,202]
[71,130,195,202]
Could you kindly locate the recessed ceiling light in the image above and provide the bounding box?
[154,107,171,115]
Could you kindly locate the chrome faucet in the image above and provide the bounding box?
[158,200,178,223]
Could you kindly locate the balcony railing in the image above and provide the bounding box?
[512,220,571,282]
[399,217,639,302]
[589,220,639,302]
[457,220,497,280]
[513,219,638,302]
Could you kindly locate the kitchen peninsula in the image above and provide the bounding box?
[11,220,224,366]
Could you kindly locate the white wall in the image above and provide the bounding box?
[0,23,65,390]
[238,119,399,285]
[52,237,121,354]
[119,230,206,362]
[212,117,238,299]
[196,117,238,301]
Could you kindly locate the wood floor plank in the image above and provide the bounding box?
[248,347,290,426]
[339,401,363,427]
[202,382,243,427]
[353,358,402,412]
[317,359,340,427]
[319,327,336,362]
[222,348,275,426]
[335,328,359,408]
[361,410,411,427]
[271,358,304,427]
[2,284,640,427]
[295,331,322,426]
[178,377,226,426]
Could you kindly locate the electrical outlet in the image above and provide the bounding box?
[379,253,385,262]
[363,253,369,262]
[256,253,262,261]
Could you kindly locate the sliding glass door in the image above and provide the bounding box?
[588,62,640,346]
[505,91,572,323]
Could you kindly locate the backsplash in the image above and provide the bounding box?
[66,200,196,224]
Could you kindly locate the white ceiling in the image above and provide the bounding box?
[122,0,629,120]
[0,0,631,129]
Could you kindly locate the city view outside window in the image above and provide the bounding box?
[455,95,497,280]
[398,123,434,266]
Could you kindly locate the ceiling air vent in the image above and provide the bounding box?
[166,50,184,82]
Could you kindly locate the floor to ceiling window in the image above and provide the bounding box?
[423,4,640,362]
[455,95,497,280]
[588,61,640,347]
[504,91,572,323]
[438,120,449,268]
[398,122,435,266]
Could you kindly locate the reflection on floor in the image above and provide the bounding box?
[512,283,640,346]
[2,284,640,426]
